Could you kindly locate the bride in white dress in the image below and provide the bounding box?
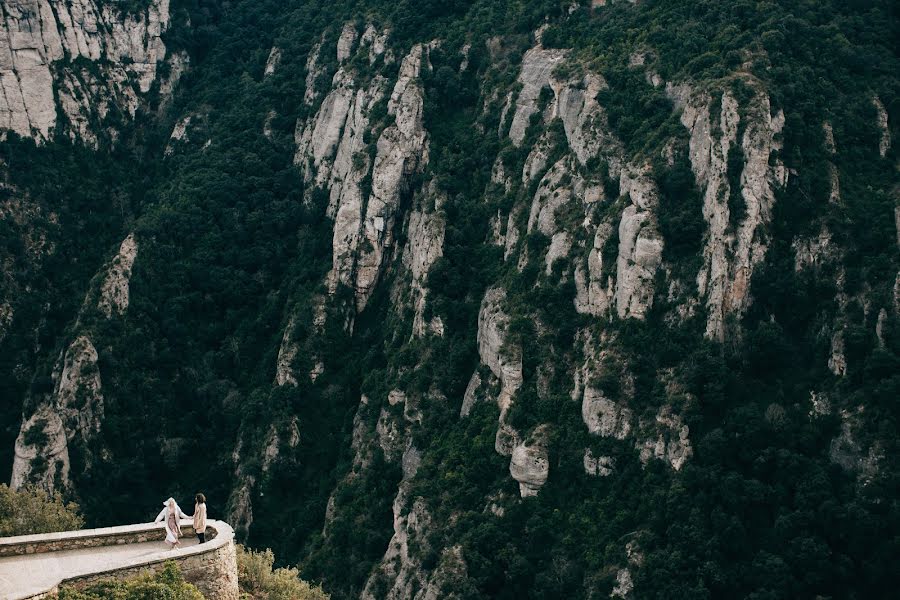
[154,497,192,549]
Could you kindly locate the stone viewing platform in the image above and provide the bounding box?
[0,519,238,599]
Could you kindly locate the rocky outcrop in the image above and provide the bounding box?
[583,449,614,476]
[225,417,305,541]
[549,72,618,165]
[503,41,661,320]
[360,23,390,65]
[416,545,469,600]
[821,122,842,203]
[575,222,614,316]
[165,114,193,156]
[505,46,568,145]
[158,50,188,109]
[297,67,387,308]
[509,425,550,497]
[11,335,103,491]
[54,335,103,440]
[336,22,358,62]
[476,287,523,416]
[668,82,786,340]
[360,444,431,600]
[260,418,300,474]
[296,32,431,315]
[615,166,663,319]
[611,568,634,599]
[0,181,54,343]
[459,372,482,417]
[354,43,432,310]
[830,408,881,485]
[403,185,446,337]
[264,46,281,77]
[303,37,324,105]
[635,405,692,471]
[0,0,171,144]
[527,158,582,236]
[465,288,555,493]
[873,96,890,158]
[581,387,632,439]
[295,68,380,190]
[275,314,299,386]
[98,233,137,317]
[793,227,833,272]
[10,406,70,491]
[828,329,847,376]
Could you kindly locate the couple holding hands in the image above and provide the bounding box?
[154,493,208,549]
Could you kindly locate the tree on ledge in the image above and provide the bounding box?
[0,484,84,537]
[237,545,330,600]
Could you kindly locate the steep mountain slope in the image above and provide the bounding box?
[2,1,898,598]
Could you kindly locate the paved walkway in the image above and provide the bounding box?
[0,536,199,599]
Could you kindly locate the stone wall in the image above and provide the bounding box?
[0,520,238,599]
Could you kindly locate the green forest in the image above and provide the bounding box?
[1,0,897,598]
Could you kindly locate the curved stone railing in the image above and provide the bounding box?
[0,519,238,599]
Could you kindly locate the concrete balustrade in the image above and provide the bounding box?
[0,520,239,599]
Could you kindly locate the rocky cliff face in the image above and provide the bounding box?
[11,228,138,491]
[11,334,102,490]
[296,35,432,316]
[98,233,137,317]
[666,81,787,341]
[0,0,173,145]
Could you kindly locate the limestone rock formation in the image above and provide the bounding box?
[354,43,432,310]
[360,445,432,600]
[635,405,692,471]
[527,158,581,236]
[611,568,634,599]
[509,426,550,497]
[502,40,663,322]
[336,22,358,62]
[615,166,663,319]
[550,72,616,164]
[583,449,614,476]
[10,407,70,491]
[11,334,103,491]
[460,371,483,417]
[793,228,833,272]
[295,31,432,317]
[303,37,324,105]
[873,96,890,158]
[828,329,847,376]
[416,545,470,600]
[0,0,171,144]
[264,47,281,76]
[581,387,632,439]
[275,314,299,386]
[476,287,523,416]
[98,233,137,317]
[668,82,786,340]
[403,185,446,337]
[575,222,614,316]
[505,46,568,145]
[360,23,390,64]
[830,408,882,485]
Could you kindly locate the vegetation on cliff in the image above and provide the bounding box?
[58,561,203,600]
[0,484,84,537]
[237,545,330,600]
[0,0,896,598]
